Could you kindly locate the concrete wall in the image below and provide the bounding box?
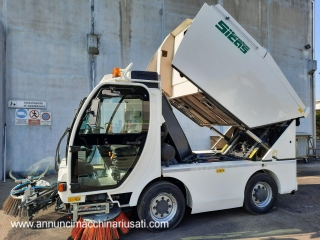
[0,22,5,180]
[0,0,314,174]
[3,0,91,173]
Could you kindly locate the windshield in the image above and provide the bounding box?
[80,95,147,135]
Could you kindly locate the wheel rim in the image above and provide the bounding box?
[150,192,177,222]
[251,181,272,208]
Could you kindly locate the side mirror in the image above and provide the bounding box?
[88,99,100,126]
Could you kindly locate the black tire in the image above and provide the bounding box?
[137,181,185,232]
[243,173,278,214]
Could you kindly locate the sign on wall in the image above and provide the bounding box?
[28,109,41,125]
[8,100,46,109]
[15,109,52,126]
[40,112,51,126]
[15,109,28,125]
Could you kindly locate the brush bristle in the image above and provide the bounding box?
[80,225,90,240]
[2,195,13,212]
[111,226,119,240]
[105,222,112,240]
[71,211,130,240]
[116,212,130,234]
[71,218,84,240]
[2,196,25,218]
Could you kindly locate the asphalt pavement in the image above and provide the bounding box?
[1,159,320,240]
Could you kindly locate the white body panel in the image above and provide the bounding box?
[171,29,199,98]
[263,120,296,160]
[171,4,307,128]
[162,160,297,214]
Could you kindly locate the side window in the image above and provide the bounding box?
[71,86,150,192]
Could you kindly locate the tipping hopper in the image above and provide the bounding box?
[147,3,308,129]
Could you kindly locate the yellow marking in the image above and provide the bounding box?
[249,148,258,158]
[221,144,228,152]
[68,196,81,202]
[298,108,303,113]
[216,168,225,173]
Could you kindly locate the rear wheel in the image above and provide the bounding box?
[244,173,278,214]
[137,181,185,232]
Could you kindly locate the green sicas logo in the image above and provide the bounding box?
[215,20,250,54]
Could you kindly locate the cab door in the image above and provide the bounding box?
[69,85,150,193]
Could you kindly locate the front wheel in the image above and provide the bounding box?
[243,173,278,214]
[137,181,185,232]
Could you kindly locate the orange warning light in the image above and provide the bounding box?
[58,183,67,192]
[112,68,122,77]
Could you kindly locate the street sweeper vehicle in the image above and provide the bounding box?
[55,3,308,237]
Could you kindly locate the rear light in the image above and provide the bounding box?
[58,182,67,192]
[112,68,122,77]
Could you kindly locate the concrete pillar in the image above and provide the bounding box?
[0,22,5,181]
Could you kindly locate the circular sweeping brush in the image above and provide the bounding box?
[3,166,52,219]
[2,181,29,218]
[71,206,130,240]
[2,195,24,217]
